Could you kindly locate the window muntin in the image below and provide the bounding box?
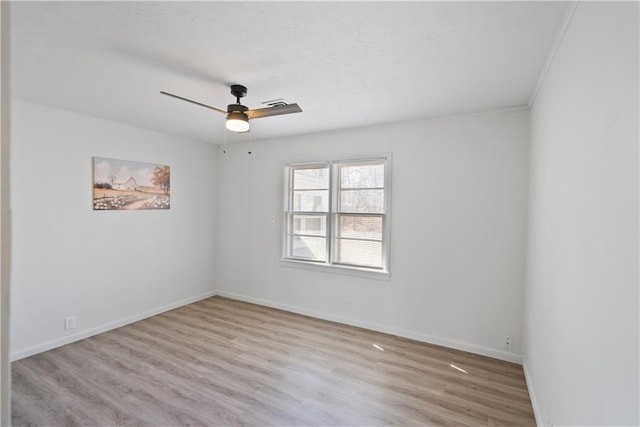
[284,158,389,273]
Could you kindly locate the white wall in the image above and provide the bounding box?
[525,2,639,426]
[216,109,529,362]
[0,2,10,423]
[10,100,217,359]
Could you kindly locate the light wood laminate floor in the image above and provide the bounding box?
[12,296,536,426]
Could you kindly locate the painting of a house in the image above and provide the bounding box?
[93,157,170,210]
[111,176,138,191]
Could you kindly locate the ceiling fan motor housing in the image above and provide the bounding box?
[227,103,248,113]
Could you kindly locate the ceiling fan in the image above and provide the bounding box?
[160,85,302,133]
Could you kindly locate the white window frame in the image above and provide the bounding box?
[281,156,391,279]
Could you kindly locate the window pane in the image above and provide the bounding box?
[340,163,384,189]
[293,214,326,237]
[293,167,329,190]
[339,189,384,213]
[338,215,382,240]
[293,190,329,212]
[336,239,382,268]
[290,235,327,261]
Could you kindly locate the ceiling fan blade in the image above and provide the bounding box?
[245,103,303,119]
[160,91,226,114]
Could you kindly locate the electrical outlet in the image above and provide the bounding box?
[504,336,512,350]
[64,315,76,330]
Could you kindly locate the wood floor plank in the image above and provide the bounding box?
[12,296,536,426]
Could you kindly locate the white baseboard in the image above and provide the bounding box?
[217,290,523,364]
[11,290,218,361]
[523,359,543,426]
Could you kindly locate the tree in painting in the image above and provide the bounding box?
[152,165,170,195]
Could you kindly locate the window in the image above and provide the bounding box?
[283,157,390,274]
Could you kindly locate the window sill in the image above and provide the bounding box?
[280,258,391,281]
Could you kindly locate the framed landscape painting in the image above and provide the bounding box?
[93,157,170,210]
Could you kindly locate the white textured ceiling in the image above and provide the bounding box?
[10,1,567,145]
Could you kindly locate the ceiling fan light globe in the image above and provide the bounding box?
[226,112,250,133]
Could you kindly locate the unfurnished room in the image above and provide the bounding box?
[0,1,637,426]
